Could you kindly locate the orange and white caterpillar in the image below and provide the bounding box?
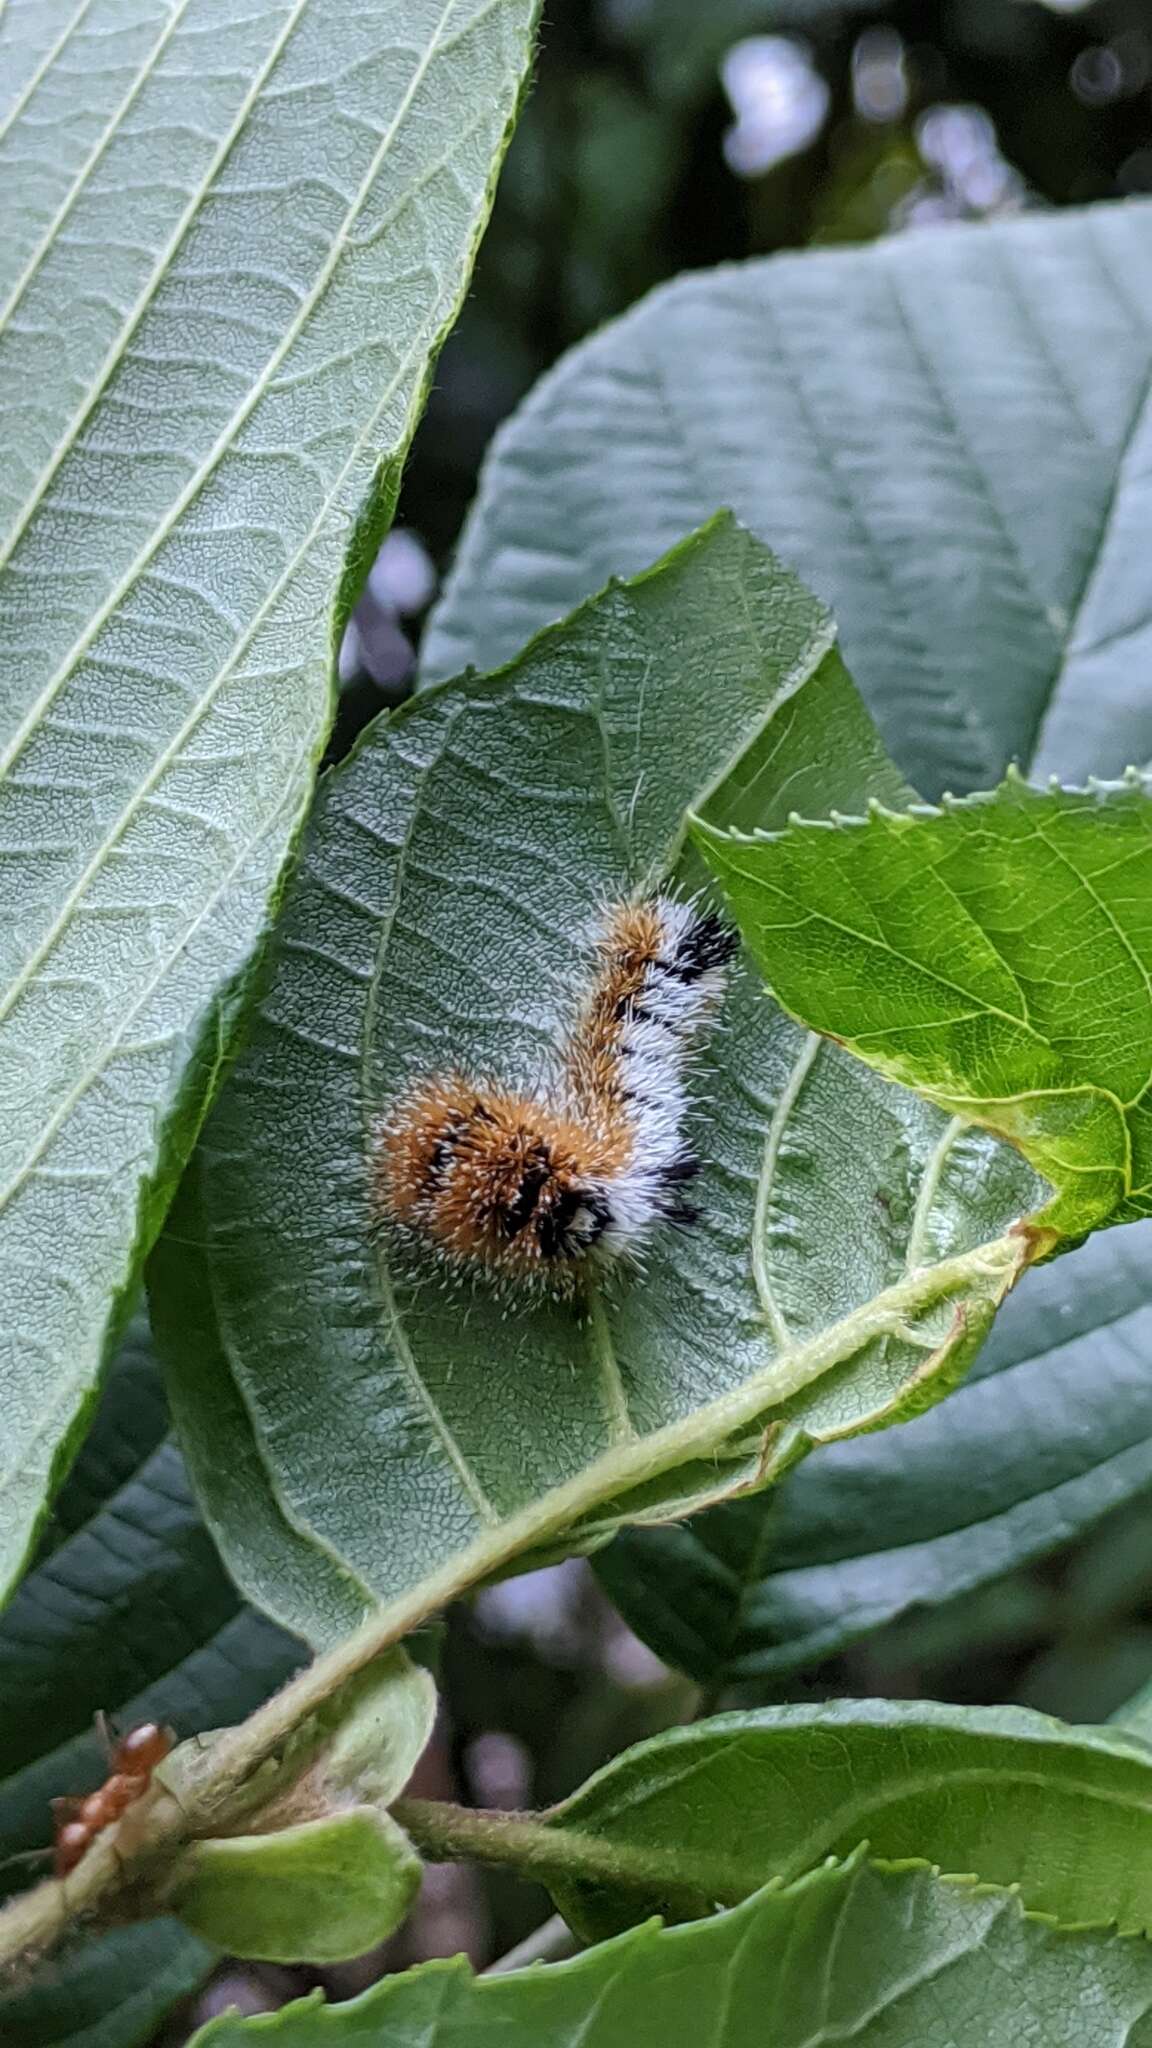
[377,896,736,1288]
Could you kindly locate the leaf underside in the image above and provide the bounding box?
[421,202,1152,802]
[0,0,541,1599]
[414,197,1152,1667]
[192,1854,1152,2048]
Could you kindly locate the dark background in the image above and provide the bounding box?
[182,0,1152,2021]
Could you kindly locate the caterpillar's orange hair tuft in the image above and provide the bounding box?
[376,896,736,1287]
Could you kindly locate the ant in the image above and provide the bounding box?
[52,1721,174,1877]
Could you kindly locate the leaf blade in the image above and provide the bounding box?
[0,0,541,1596]
[548,1700,1152,1941]
[696,776,1152,1239]
[190,1855,1152,2048]
[420,203,1152,796]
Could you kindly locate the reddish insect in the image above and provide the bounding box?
[378,895,736,1289]
[52,1722,174,1877]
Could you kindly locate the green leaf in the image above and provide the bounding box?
[172,1807,420,1965]
[152,1214,374,1651]
[696,774,1152,1241]
[418,197,1152,1669]
[421,202,1152,801]
[0,0,541,1600]
[596,1221,1152,1685]
[152,519,1038,1640]
[191,1855,1152,2048]
[422,195,1152,1662]
[0,1921,216,2048]
[318,1647,437,1807]
[0,1313,302,2044]
[547,1701,1152,1941]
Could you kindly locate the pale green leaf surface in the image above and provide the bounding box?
[697,776,1152,1239]
[0,0,540,1597]
[153,520,1038,1638]
[596,1222,1152,1684]
[549,1700,1152,1941]
[151,1183,376,1649]
[191,1855,1152,2048]
[317,1650,437,1807]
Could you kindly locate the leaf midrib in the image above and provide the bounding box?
[573,1758,1152,1912]
[750,1029,821,1344]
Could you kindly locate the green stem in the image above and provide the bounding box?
[0,1228,1024,1975]
[393,1798,727,1909]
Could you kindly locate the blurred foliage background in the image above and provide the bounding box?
[337,0,1152,727]
[174,0,1152,2026]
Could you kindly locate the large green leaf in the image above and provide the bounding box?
[596,1220,1152,1685]
[607,0,881,105]
[421,201,1152,797]
[0,0,541,1600]
[420,196,1152,1668]
[0,1314,303,2044]
[191,1854,1152,2048]
[152,519,1039,1642]
[547,1701,1152,1941]
[696,775,1152,1240]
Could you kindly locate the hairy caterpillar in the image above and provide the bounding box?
[377,896,736,1288]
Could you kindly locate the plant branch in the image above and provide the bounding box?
[393,1798,726,1909]
[0,1230,1023,1978]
